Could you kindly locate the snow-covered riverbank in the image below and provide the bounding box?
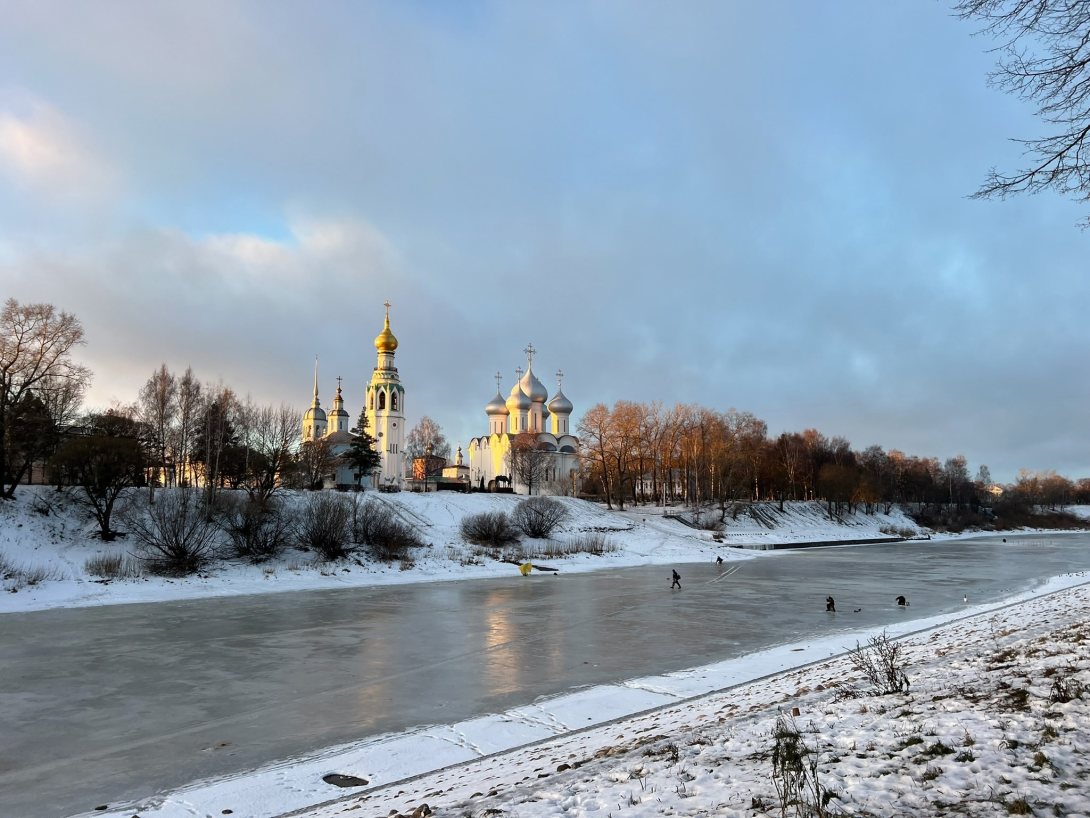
[1,487,931,614]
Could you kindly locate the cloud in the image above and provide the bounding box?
[1,2,1089,483]
[0,94,117,201]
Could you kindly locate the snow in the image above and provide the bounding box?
[0,486,927,614]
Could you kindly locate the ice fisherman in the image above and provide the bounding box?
[716,555,724,566]
[896,595,909,606]
[825,596,836,612]
[671,569,682,589]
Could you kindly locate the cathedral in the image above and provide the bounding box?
[466,344,580,495]
[301,308,579,495]
[301,303,406,489]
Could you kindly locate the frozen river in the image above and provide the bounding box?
[2,533,1089,817]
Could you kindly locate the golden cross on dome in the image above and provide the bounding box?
[336,375,343,393]
[383,300,391,318]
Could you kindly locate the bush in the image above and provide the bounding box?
[369,518,424,561]
[692,510,724,532]
[296,492,354,560]
[351,497,384,545]
[848,630,911,695]
[351,497,425,561]
[217,495,292,563]
[512,496,568,538]
[124,490,219,576]
[461,511,520,548]
[85,553,142,579]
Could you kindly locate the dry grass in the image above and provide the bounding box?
[85,552,142,579]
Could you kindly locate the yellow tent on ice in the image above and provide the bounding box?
[519,562,533,576]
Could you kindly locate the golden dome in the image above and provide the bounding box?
[374,309,398,352]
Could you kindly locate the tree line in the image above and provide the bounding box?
[577,400,1090,515]
[0,299,385,535]
[5,298,1088,525]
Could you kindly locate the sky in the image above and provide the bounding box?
[1,0,1087,484]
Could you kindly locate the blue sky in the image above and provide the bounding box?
[1,0,1087,483]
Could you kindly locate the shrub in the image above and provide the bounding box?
[461,511,520,548]
[85,553,142,579]
[692,511,724,532]
[848,630,911,695]
[512,496,568,538]
[351,497,385,545]
[217,495,292,563]
[295,491,354,560]
[350,498,425,561]
[125,489,219,576]
[368,518,424,561]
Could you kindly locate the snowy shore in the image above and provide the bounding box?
[1,487,933,614]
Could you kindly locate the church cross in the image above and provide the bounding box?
[524,342,536,367]
[384,300,391,319]
[556,369,564,389]
[494,371,502,392]
[515,366,523,381]
[336,375,343,393]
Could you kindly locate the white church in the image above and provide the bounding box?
[301,303,406,489]
[466,344,580,495]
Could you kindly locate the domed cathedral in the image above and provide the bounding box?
[467,343,580,495]
[300,302,407,489]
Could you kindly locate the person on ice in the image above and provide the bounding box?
[825,596,836,612]
[671,569,682,589]
[896,595,909,606]
[716,555,724,566]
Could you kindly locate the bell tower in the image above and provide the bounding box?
[365,301,406,487]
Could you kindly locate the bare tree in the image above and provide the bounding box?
[0,299,90,498]
[196,384,236,504]
[957,0,1090,223]
[173,368,201,487]
[406,415,451,460]
[508,432,550,496]
[577,403,614,508]
[298,436,337,489]
[241,403,301,501]
[138,364,177,501]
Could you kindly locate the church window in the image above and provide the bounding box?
[392,391,398,411]
[379,391,386,411]
[369,392,374,410]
